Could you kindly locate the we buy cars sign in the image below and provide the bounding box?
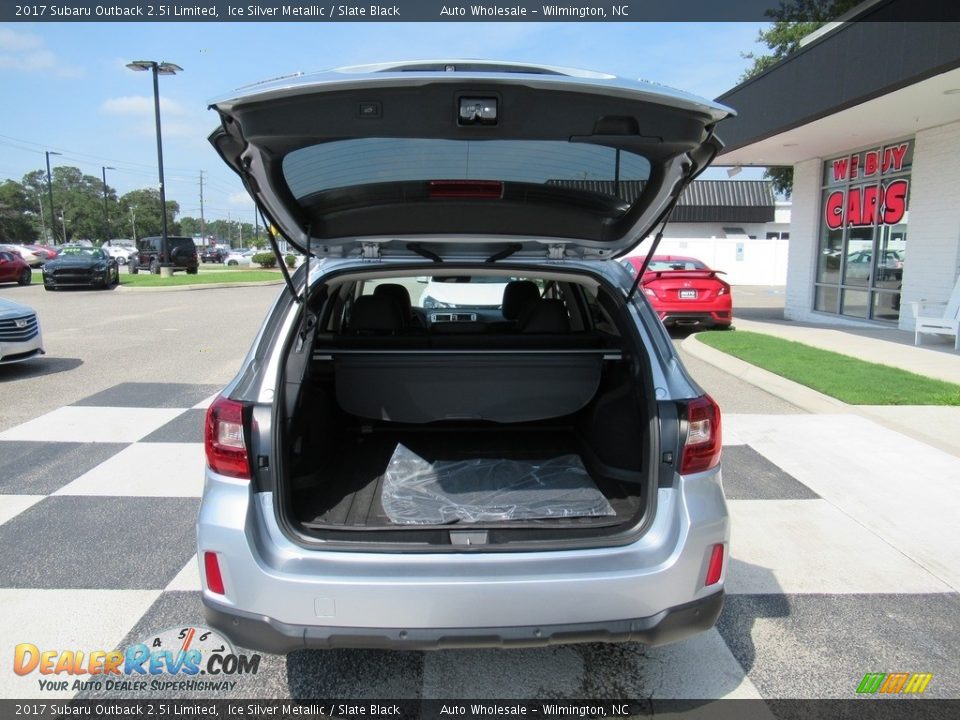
[824,142,910,229]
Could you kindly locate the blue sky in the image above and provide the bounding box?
[0,22,767,224]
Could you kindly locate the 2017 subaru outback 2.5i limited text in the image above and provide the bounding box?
[198,60,732,652]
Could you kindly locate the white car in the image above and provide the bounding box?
[0,297,44,365]
[102,240,138,265]
[225,248,257,266]
[419,276,513,309]
[0,244,42,269]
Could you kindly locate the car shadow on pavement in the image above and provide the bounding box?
[0,356,82,381]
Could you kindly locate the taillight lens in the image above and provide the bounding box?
[705,544,724,586]
[643,286,658,298]
[680,394,722,474]
[204,396,250,479]
[204,551,225,595]
[717,283,730,296]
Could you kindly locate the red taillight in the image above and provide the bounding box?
[204,551,225,595]
[429,180,503,199]
[705,544,724,586]
[680,394,722,474]
[204,395,250,479]
[643,285,658,299]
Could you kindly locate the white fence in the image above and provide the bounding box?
[624,237,789,286]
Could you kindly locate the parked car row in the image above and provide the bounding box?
[0,243,58,268]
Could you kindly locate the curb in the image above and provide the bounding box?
[115,280,284,293]
[681,333,852,414]
[682,332,960,458]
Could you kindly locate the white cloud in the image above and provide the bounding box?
[101,95,186,116]
[0,28,43,52]
[0,29,85,77]
[228,192,254,206]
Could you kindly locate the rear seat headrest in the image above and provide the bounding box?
[348,295,403,333]
[521,299,571,333]
[501,280,541,320]
[373,283,413,318]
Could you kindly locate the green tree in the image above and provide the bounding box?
[118,188,180,240]
[0,180,39,242]
[740,0,861,197]
[178,216,203,238]
[19,166,118,242]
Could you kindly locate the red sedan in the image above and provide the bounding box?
[622,255,732,329]
[0,248,32,286]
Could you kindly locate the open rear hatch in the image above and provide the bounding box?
[207,62,733,549]
[208,60,734,266]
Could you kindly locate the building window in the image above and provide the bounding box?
[813,140,911,322]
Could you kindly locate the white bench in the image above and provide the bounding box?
[912,274,960,351]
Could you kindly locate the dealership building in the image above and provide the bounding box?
[716,2,960,329]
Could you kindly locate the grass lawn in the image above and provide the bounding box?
[697,330,960,406]
[119,269,282,287]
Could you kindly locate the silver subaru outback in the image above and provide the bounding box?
[198,61,731,652]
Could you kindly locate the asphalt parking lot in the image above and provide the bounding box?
[1,282,958,702]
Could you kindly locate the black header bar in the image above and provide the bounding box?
[3,0,959,22]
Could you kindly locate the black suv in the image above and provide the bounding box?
[200,247,230,264]
[133,236,199,274]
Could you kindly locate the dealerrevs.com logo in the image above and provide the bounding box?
[13,626,260,693]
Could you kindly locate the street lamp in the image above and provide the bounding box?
[101,166,116,242]
[45,150,61,244]
[126,59,182,270]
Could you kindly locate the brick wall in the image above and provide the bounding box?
[784,159,821,321]
[899,120,960,330]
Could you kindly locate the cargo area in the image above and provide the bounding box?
[275,271,658,546]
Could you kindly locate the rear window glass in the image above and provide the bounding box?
[283,138,651,201]
[647,259,707,271]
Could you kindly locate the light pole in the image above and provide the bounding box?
[59,211,67,243]
[101,166,116,242]
[45,150,61,244]
[126,59,182,270]
[35,193,48,247]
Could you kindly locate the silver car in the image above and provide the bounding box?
[198,61,732,652]
[0,297,44,365]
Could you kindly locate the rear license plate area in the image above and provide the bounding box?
[679,290,698,299]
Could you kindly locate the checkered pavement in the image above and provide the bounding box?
[1,383,958,700]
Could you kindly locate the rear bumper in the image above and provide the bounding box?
[197,466,729,652]
[658,310,731,328]
[203,590,724,653]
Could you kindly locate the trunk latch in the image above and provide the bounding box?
[450,530,489,546]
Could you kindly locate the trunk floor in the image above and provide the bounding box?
[293,428,641,529]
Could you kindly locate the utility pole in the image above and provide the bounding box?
[45,150,61,244]
[36,194,48,246]
[102,166,115,242]
[199,170,206,244]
